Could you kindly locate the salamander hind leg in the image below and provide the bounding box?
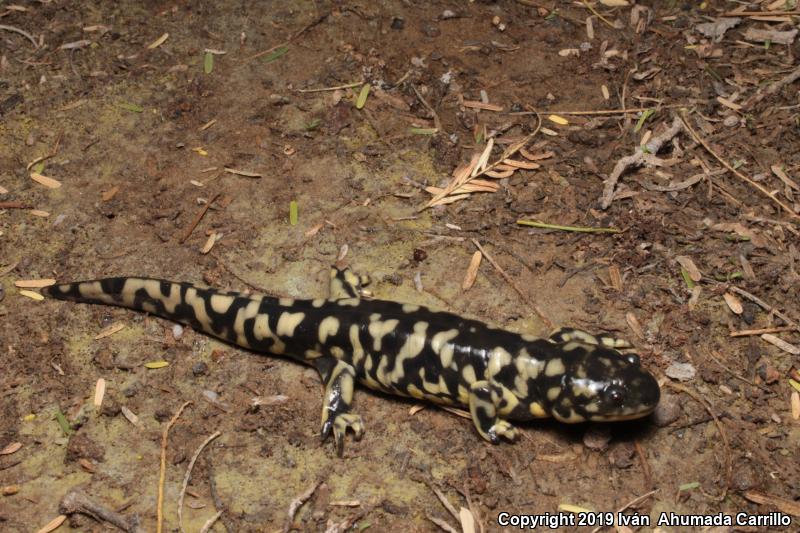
[468,381,518,444]
[314,357,364,456]
[328,267,370,300]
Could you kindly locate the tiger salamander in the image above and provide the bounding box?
[43,267,660,455]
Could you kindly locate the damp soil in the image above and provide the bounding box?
[1,1,799,532]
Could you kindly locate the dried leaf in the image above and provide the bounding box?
[94,378,106,408]
[462,251,482,290]
[675,256,702,281]
[723,292,743,314]
[608,265,622,291]
[761,334,800,355]
[791,392,800,420]
[502,158,540,170]
[771,164,800,192]
[120,406,140,426]
[19,289,44,300]
[547,114,569,125]
[224,167,261,178]
[472,139,494,177]
[35,515,67,533]
[14,279,55,288]
[147,32,169,49]
[519,148,554,161]
[462,100,503,111]
[459,508,476,533]
[484,169,515,179]
[94,322,125,340]
[0,442,22,455]
[408,404,425,416]
[30,173,62,189]
[201,232,217,254]
[743,491,800,517]
[626,312,645,340]
[102,185,120,201]
[356,84,370,109]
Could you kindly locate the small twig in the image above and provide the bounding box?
[297,81,363,93]
[680,113,799,220]
[472,239,555,329]
[0,201,33,209]
[705,350,771,393]
[721,10,800,16]
[589,489,658,533]
[178,431,221,533]
[412,85,443,134]
[179,193,221,244]
[633,441,653,489]
[158,401,192,533]
[60,489,145,533]
[600,116,684,209]
[665,383,731,502]
[517,219,621,234]
[199,511,223,533]
[426,482,460,522]
[283,481,321,533]
[208,464,235,532]
[730,326,796,337]
[580,0,615,27]
[426,513,459,533]
[509,103,695,116]
[725,285,800,333]
[0,24,38,48]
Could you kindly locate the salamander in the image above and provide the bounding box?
[42,267,660,455]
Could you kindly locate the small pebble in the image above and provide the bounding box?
[390,17,404,30]
[583,425,611,451]
[172,324,183,340]
[652,393,681,427]
[192,361,208,376]
[665,362,696,381]
[421,23,440,38]
[723,115,740,127]
[441,10,456,20]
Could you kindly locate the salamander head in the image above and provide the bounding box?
[538,343,660,423]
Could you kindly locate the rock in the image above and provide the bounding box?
[583,425,612,451]
[665,362,696,381]
[652,393,681,427]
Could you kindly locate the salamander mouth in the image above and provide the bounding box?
[588,407,657,422]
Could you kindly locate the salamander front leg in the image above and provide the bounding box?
[329,267,371,299]
[468,381,518,444]
[314,357,364,456]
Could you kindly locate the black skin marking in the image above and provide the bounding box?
[42,267,661,453]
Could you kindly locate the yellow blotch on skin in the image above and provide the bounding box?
[276,312,305,337]
[318,316,340,343]
[209,294,235,314]
[545,358,566,376]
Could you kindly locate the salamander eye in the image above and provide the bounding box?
[604,385,626,406]
[625,353,640,366]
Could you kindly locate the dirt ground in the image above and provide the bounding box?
[2,1,800,531]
